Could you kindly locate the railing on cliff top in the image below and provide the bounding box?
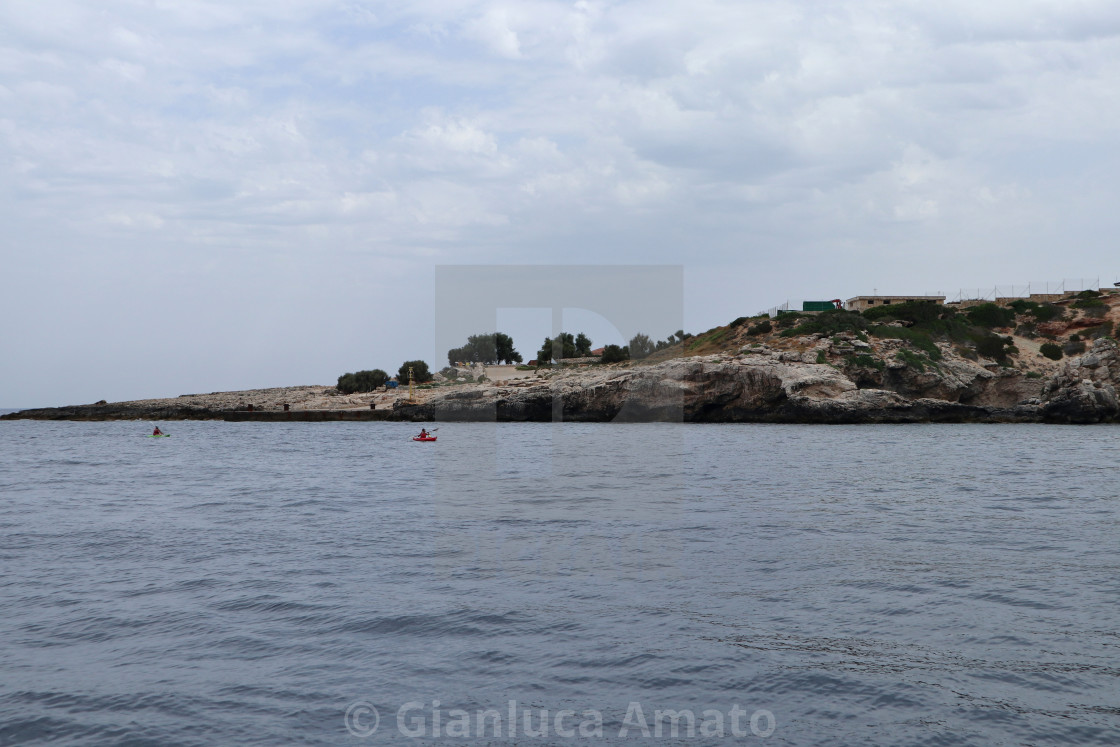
[951,278,1104,302]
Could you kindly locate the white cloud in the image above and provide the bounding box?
[5,0,1120,404]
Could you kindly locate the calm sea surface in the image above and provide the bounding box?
[1,421,1118,746]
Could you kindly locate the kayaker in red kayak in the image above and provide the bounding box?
[417,428,429,439]
[153,426,163,436]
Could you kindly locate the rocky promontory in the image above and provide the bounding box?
[8,292,1120,424]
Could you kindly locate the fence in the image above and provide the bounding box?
[952,278,1104,303]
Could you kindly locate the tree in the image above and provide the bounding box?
[628,332,655,360]
[337,369,389,394]
[536,332,576,364]
[494,332,522,363]
[575,332,592,357]
[397,360,433,384]
[447,332,523,365]
[601,344,629,363]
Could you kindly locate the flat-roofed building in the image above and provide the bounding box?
[844,295,945,312]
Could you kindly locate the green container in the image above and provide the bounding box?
[802,301,836,312]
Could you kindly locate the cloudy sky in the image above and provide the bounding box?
[3,0,1120,407]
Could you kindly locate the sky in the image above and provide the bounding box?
[3,0,1120,407]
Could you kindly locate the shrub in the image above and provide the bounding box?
[863,300,944,325]
[772,311,805,329]
[601,344,629,364]
[780,310,867,338]
[1063,340,1087,356]
[1075,300,1109,318]
[1026,371,1043,379]
[966,303,1016,329]
[1031,304,1063,322]
[869,325,942,360]
[815,350,828,364]
[397,360,433,385]
[730,316,750,328]
[1039,343,1063,361]
[337,369,389,394]
[845,354,884,370]
[896,349,928,372]
[1085,321,1115,339]
[746,320,772,336]
[974,333,1015,363]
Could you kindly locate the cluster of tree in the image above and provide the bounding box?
[447,333,523,366]
[532,330,688,364]
[535,332,593,363]
[600,344,629,363]
[636,330,688,358]
[337,369,389,394]
[336,360,434,393]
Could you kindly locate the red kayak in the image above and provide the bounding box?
[413,436,437,442]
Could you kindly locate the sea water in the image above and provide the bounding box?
[1,421,1118,746]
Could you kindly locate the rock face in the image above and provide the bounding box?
[9,341,1120,424]
[393,356,1043,424]
[1040,339,1120,423]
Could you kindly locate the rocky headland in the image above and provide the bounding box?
[7,291,1120,424]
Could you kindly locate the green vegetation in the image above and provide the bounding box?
[687,326,728,350]
[575,333,593,357]
[536,332,577,364]
[1063,339,1087,356]
[863,300,943,325]
[448,332,522,366]
[601,344,629,363]
[815,350,828,364]
[975,333,1016,364]
[1073,298,1109,317]
[895,349,930,372]
[337,369,389,394]
[1009,299,1064,323]
[845,354,884,370]
[746,320,772,336]
[869,325,944,360]
[651,330,688,353]
[779,310,868,338]
[628,332,655,359]
[772,311,805,329]
[1026,371,1043,379]
[965,303,1016,329]
[859,299,1029,363]
[397,360,433,385]
[1084,321,1115,339]
[1039,343,1063,361]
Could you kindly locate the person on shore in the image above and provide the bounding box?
[153,426,163,436]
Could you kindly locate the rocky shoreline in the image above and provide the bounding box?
[7,337,1120,424]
